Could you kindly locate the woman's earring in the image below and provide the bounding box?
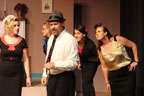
[104,35,106,39]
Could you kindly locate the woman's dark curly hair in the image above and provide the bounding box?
[14,3,28,16]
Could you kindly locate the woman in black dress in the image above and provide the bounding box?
[74,25,100,96]
[0,15,31,96]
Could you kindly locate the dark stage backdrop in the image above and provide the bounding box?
[74,4,83,27]
[120,0,144,96]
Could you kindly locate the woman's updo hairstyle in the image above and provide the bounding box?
[5,16,19,35]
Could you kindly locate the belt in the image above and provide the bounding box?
[110,64,130,73]
[49,71,74,77]
[0,57,22,61]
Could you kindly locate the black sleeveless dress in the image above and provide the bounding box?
[0,35,27,96]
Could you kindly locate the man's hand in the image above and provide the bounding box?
[45,62,55,70]
[41,76,47,86]
[78,61,81,70]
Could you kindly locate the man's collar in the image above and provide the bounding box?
[56,29,66,38]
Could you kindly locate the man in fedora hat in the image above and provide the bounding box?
[41,11,79,96]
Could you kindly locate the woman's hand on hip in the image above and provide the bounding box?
[129,62,138,71]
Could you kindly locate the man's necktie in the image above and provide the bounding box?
[46,36,57,63]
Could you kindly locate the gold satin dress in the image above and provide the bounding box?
[101,40,131,71]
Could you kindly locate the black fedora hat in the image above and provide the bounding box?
[48,11,66,22]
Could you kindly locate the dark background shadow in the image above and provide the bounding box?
[120,0,144,95]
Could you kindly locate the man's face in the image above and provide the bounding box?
[49,22,64,36]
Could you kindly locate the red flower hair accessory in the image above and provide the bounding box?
[85,28,88,32]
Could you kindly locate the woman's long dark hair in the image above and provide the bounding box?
[94,23,113,50]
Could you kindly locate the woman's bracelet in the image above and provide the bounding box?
[105,81,109,85]
[133,61,139,63]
